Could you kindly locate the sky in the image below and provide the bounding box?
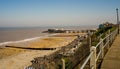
[0,0,120,27]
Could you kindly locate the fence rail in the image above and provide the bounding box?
[80,28,118,69]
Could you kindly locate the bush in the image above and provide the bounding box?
[92,26,117,46]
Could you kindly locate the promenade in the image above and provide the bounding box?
[101,33,120,69]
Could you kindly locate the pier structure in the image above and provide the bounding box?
[44,28,97,34]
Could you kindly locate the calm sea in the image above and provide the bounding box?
[0,26,97,43]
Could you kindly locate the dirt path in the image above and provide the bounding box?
[0,50,57,69]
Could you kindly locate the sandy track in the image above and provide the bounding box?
[0,50,57,69]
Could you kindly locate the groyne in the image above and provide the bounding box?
[5,46,56,50]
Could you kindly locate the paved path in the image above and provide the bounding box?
[101,34,120,69]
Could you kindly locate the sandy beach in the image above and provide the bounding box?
[0,49,57,69]
[0,33,81,69]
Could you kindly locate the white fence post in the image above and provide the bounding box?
[61,58,65,69]
[100,38,104,59]
[90,46,96,69]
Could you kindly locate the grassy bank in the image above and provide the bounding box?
[91,26,117,46]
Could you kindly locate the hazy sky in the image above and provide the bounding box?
[0,0,120,27]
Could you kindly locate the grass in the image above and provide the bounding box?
[92,41,99,46]
[91,26,117,46]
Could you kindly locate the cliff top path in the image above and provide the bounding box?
[101,32,120,69]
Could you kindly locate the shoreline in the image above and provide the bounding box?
[0,33,84,69]
[0,33,57,47]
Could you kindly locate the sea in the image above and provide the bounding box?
[0,25,97,43]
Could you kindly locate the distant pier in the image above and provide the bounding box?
[43,28,97,33]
